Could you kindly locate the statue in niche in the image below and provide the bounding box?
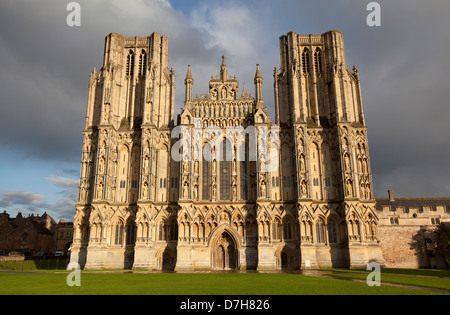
[300,154,305,171]
[111,184,116,201]
[260,180,266,198]
[183,182,189,199]
[232,180,237,200]
[143,155,149,173]
[97,181,103,199]
[344,154,350,171]
[99,156,105,173]
[212,182,217,200]
[221,87,227,99]
[142,182,148,199]
[365,185,371,199]
[194,161,199,174]
[193,185,198,200]
[183,161,189,173]
[347,180,353,197]
[301,180,307,197]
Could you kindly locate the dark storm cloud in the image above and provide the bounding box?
[0,0,449,198]
[0,0,220,162]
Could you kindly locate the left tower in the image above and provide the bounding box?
[70,33,177,269]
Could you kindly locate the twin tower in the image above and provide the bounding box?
[70,30,385,271]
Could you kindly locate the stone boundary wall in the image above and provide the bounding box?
[379,225,429,269]
[0,256,25,262]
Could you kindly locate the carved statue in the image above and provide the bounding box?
[301,180,307,196]
[347,180,353,197]
[344,154,350,171]
[143,155,149,173]
[194,161,199,174]
[142,182,148,199]
[260,180,266,198]
[193,185,198,200]
[183,182,189,198]
[212,182,217,200]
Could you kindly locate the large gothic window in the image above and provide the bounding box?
[239,142,248,200]
[114,221,124,245]
[220,139,232,201]
[202,143,212,201]
[328,217,338,244]
[126,50,135,77]
[314,47,322,74]
[126,220,136,245]
[157,145,169,202]
[302,48,310,74]
[139,50,147,77]
[315,219,326,243]
[118,145,129,203]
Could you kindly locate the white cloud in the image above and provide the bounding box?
[46,177,79,191]
[0,191,47,207]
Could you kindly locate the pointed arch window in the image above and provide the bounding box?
[202,143,212,201]
[159,221,166,241]
[302,48,310,74]
[126,50,135,77]
[316,219,326,243]
[283,219,293,240]
[126,221,136,245]
[272,218,282,240]
[220,139,232,201]
[139,50,147,77]
[239,141,248,200]
[114,221,124,245]
[314,48,323,74]
[328,218,338,243]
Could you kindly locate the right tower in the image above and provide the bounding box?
[276,30,384,268]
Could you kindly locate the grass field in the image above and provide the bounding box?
[0,270,448,295]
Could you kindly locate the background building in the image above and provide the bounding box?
[0,211,72,255]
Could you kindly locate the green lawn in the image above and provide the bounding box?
[324,269,450,292]
[0,271,448,295]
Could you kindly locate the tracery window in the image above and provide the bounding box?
[314,47,322,74]
[316,219,326,243]
[239,142,248,200]
[126,221,136,245]
[202,143,212,201]
[126,50,135,77]
[302,48,310,74]
[328,218,338,243]
[114,221,124,245]
[139,50,147,77]
[220,140,231,201]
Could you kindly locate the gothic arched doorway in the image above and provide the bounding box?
[212,231,238,270]
[276,246,295,270]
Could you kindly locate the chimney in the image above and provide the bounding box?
[388,190,395,202]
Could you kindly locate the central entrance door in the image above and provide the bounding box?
[212,231,237,270]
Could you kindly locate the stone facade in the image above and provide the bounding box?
[69,30,441,271]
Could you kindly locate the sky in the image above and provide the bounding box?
[0,0,449,221]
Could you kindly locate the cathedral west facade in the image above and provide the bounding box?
[70,30,386,271]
